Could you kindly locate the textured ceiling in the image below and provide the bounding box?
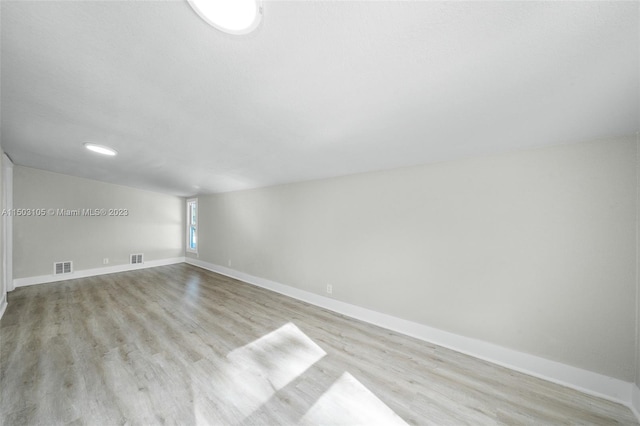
[1,1,638,196]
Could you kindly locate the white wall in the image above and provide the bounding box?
[3,155,14,293]
[636,134,640,388]
[0,145,5,317]
[13,166,184,279]
[190,136,637,382]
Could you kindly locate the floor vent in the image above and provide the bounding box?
[130,253,144,265]
[54,261,73,275]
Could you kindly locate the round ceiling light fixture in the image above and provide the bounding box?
[84,143,118,156]
[188,0,262,35]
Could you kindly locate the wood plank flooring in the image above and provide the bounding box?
[1,263,637,425]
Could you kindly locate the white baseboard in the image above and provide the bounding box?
[185,257,635,411]
[631,385,640,422]
[13,257,186,287]
[0,296,6,320]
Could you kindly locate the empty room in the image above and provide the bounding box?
[1,0,639,424]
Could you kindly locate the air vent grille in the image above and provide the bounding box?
[54,261,73,275]
[130,254,143,265]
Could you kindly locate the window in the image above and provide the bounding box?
[187,198,198,253]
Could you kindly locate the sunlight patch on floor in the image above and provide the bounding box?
[192,322,326,423]
[300,372,408,425]
[227,322,327,390]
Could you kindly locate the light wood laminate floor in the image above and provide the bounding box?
[1,264,637,425]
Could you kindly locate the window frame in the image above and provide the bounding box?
[186,198,198,254]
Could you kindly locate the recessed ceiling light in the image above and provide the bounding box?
[188,0,262,35]
[84,143,117,156]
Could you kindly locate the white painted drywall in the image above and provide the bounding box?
[189,136,637,381]
[636,134,640,387]
[13,166,185,278]
[2,2,637,195]
[3,155,13,293]
[0,144,5,315]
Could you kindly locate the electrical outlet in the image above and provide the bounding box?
[228,260,232,267]
[326,284,333,294]
[103,258,109,265]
